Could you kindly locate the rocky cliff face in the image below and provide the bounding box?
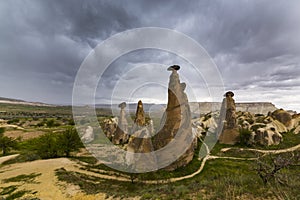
[189,102,277,116]
[153,68,196,171]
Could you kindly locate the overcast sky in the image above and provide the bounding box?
[1,0,300,111]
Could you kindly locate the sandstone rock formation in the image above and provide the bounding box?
[102,117,118,140]
[218,91,240,144]
[126,100,157,171]
[253,125,283,146]
[192,112,218,138]
[81,126,94,143]
[290,114,300,134]
[152,66,196,171]
[189,102,277,116]
[112,102,129,144]
[271,109,292,127]
[134,100,145,127]
[192,102,297,146]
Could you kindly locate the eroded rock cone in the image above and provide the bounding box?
[134,100,146,127]
[219,91,240,144]
[126,100,157,172]
[153,66,196,171]
[112,102,128,144]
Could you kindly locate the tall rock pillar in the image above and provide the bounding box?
[134,100,146,127]
[126,100,157,171]
[219,91,240,144]
[112,102,129,144]
[153,65,196,171]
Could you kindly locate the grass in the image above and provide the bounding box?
[55,157,300,200]
[215,148,264,158]
[0,173,40,200]
[2,104,300,199]
[72,156,98,164]
[1,153,41,166]
[0,181,38,200]
[0,185,17,195]
[4,190,31,200]
[75,143,202,181]
[2,173,41,184]
[210,130,300,156]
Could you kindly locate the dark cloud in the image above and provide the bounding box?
[0,0,299,110]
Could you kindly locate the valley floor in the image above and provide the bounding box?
[1,143,300,199]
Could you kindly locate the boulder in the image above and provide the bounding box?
[102,117,118,140]
[289,114,300,133]
[253,127,282,146]
[81,126,94,143]
[271,109,292,127]
[192,113,218,137]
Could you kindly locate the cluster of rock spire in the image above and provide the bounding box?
[103,65,197,170]
[102,64,297,171]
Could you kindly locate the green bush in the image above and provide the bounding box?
[32,128,82,159]
[7,118,20,124]
[36,133,59,159]
[239,128,252,146]
[57,128,83,157]
[0,128,20,156]
[0,127,5,134]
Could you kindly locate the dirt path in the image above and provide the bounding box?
[1,143,299,199]
[0,154,19,165]
[221,143,300,154]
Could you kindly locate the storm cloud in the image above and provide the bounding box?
[0,0,300,111]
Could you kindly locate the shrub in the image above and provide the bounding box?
[31,128,83,159]
[46,119,55,127]
[57,128,83,157]
[0,128,20,155]
[36,133,59,159]
[0,127,5,134]
[239,128,252,146]
[7,118,20,124]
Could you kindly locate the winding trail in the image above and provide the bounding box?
[221,143,300,154]
[1,143,299,199]
[0,154,19,165]
[68,143,300,184]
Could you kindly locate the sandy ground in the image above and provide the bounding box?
[0,158,107,199]
[4,130,46,140]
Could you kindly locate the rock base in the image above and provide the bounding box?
[219,128,240,145]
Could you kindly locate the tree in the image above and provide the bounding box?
[0,128,20,156]
[36,133,59,159]
[58,128,83,157]
[0,127,5,135]
[255,152,300,185]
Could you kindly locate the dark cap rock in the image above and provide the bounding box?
[167,65,180,71]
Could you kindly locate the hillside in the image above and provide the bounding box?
[0,97,53,107]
